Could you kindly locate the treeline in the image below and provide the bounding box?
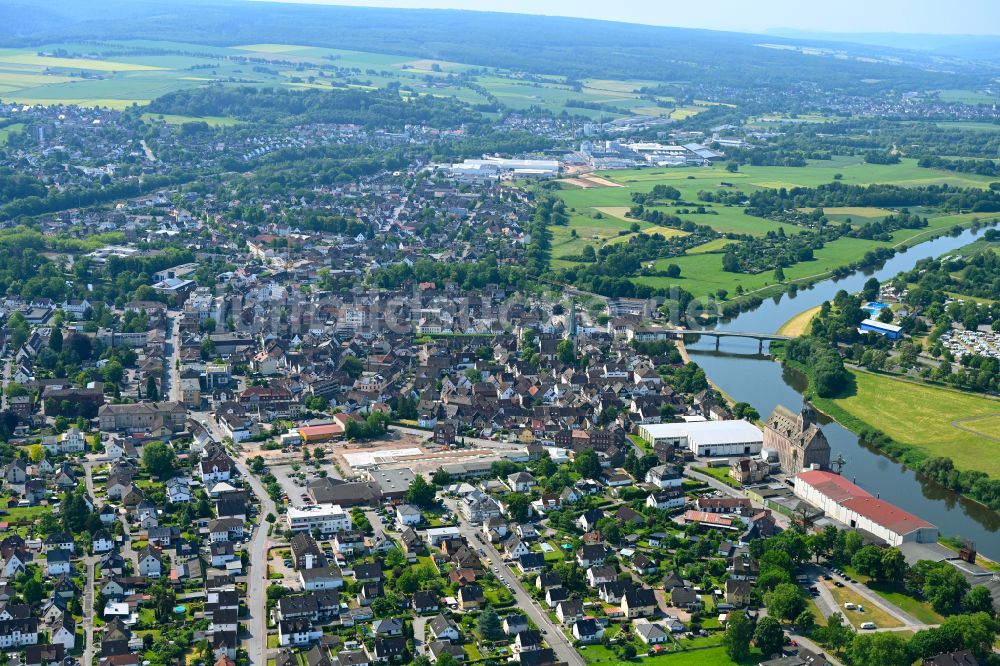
[0,170,197,220]
[701,181,1000,216]
[919,456,1000,511]
[918,155,1000,178]
[0,168,47,204]
[148,85,482,129]
[370,254,529,292]
[781,336,851,397]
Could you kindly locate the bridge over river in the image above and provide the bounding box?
[664,329,792,353]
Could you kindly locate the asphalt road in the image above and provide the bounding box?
[441,497,585,666]
[198,411,277,666]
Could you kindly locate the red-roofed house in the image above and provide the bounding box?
[794,470,937,545]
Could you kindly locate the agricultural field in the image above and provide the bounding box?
[552,158,999,299]
[0,40,712,121]
[827,370,1000,480]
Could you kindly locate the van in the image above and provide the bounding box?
[860,622,876,630]
[843,602,856,610]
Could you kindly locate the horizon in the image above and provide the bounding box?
[244,0,1000,37]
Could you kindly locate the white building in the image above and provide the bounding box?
[286,504,353,534]
[638,421,763,457]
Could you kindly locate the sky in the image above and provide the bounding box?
[250,0,1000,36]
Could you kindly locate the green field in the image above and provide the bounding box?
[821,370,1000,479]
[141,113,242,127]
[553,158,999,299]
[0,40,708,119]
[0,123,24,144]
[581,645,757,666]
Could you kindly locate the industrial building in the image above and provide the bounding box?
[441,157,560,182]
[794,470,937,546]
[637,420,764,457]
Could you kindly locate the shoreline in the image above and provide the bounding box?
[772,350,1000,522]
[716,217,995,316]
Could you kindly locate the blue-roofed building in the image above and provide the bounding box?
[859,318,902,340]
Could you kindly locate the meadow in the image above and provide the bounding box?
[823,370,1000,480]
[552,158,1000,299]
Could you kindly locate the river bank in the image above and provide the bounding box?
[773,348,1000,514]
[715,216,997,319]
[683,224,1000,557]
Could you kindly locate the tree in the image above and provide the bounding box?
[145,376,159,401]
[504,493,531,523]
[852,545,883,580]
[774,266,785,282]
[406,475,437,508]
[477,606,504,641]
[764,583,806,622]
[49,326,63,353]
[817,613,854,653]
[341,356,364,378]
[922,562,971,614]
[395,569,420,594]
[384,548,406,569]
[22,578,43,604]
[27,443,45,463]
[557,339,575,365]
[142,441,177,479]
[753,616,784,658]
[723,611,754,661]
[962,586,995,615]
[432,468,452,486]
[795,610,816,635]
[574,448,602,480]
[880,547,907,584]
[370,592,401,618]
[150,582,177,623]
[848,632,912,666]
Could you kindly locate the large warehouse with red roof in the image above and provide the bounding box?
[794,469,938,546]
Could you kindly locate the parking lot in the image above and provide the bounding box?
[268,461,339,506]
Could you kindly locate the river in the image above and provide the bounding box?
[682,226,1000,558]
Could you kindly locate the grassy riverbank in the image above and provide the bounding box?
[774,345,1000,489]
[776,305,821,337]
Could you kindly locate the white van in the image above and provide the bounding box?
[860,622,876,630]
[844,602,856,610]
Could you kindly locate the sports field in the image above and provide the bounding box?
[829,370,1000,480]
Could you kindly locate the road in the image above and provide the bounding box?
[140,139,157,163]
[802,565,937,633]
[81,555,99,666]
[412,615,428,656]
[166,304,276,666]
[199,411,277,666]
[165,309,182,402]
[441,497,585,666]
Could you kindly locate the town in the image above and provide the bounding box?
[0,5,999,666]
